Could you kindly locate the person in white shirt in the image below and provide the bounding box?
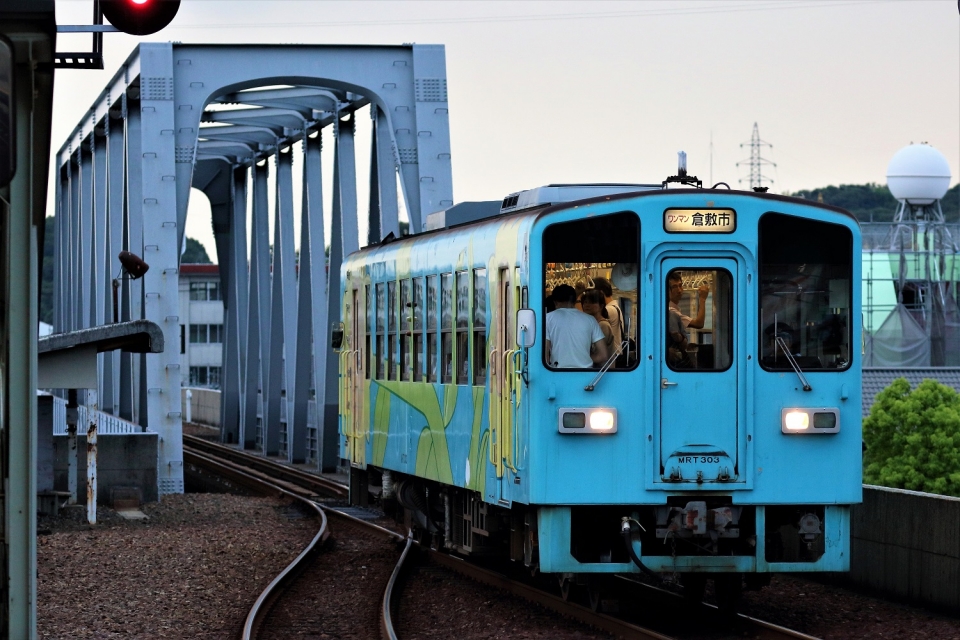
[545,284,608,368]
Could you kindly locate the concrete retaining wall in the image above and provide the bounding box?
[849,486,960,611]
[182,387,221,426]
[53,433,159,504]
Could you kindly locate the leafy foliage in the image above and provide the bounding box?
[863,378,960,496]
[181,237,211,264]
[790,183,959,223]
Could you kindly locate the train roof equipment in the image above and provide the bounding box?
[423,183,661,232]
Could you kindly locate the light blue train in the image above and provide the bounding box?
[339,175,861,607]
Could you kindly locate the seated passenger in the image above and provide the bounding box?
[545,284,608,368]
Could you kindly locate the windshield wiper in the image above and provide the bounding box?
[775,335,812,391]
[585,340,626,391]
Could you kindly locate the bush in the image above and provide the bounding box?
[863,378,960,496]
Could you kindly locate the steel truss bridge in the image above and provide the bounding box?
[53,43,454,494]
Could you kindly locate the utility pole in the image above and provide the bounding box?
[737,122,776,191]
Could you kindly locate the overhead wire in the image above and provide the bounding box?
[150,1,887,30]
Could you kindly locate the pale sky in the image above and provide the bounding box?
[51,0,960,262]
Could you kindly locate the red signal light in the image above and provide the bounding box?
[100,0,181,36]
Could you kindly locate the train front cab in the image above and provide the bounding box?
[527,192,862,580]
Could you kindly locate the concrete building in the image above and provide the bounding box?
[179,264,224,389]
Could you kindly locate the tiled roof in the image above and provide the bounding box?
[862,368,960,417]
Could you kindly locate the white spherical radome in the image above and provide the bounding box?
[886,144,952,205]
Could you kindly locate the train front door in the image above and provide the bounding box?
[658,258,740,485]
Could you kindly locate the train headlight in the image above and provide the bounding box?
[590,410,615,431]
[781,408,840,434]
[784,410,809,431]
[559,408,618,434]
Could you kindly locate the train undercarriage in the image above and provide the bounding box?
[356,468,839,611]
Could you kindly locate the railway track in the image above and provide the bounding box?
[183,436,820,640]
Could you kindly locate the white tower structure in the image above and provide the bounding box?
[867,143,957,367]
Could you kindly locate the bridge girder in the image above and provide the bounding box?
[54,43,454,492]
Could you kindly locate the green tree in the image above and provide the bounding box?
[790,183,960,223]
[181,237,211,264]
[863,377,960,496]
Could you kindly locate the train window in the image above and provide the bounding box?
[456,270,470,385]
[401,279,412,381]
[365,285,371,380]
[388,281,397,380]
[376,283,385,379]
[665,269,733,372]
[474,269,487,385]
[759,213,852,371]
[413,277,424,382]
[441,273,453,383]
[427,275,438,383]
[543,211,640,370]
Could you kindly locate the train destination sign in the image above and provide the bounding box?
[664,208,736,233]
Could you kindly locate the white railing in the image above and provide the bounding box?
[44,392,147,435]
[184,388,320,463]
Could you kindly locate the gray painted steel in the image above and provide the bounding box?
[54,44,454,490]
[1,6,56,636]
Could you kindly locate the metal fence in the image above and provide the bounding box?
[43,392,147,435]
[187,387,319,465]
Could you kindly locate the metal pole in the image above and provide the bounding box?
[66,389,78,505]
[86,389,98,525]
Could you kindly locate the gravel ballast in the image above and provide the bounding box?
[37,492,960,639]
[37,494,316,639]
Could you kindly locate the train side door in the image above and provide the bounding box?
[347,287,367,466]
[658,258,740,484]
[488,267,516,500]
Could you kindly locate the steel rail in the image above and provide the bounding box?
[183,434,349,498]
[614,576,821,640]
[380,534,414,640]
[187,446,411,639]
[190,441,814,640]
[424,551,677,640]
[183,451,331,640]
[189,446,677,639]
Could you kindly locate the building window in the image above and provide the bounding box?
[189,324,223,343]
[189,366,222,389]
[180,325,185,354]
[189,281,221,301]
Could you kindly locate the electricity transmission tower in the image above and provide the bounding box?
[737,122,776,190]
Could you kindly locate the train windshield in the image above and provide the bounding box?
[543,211,640,370]
[759,212,853,371]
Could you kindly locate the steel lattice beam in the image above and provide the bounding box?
[54,44,454,488]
